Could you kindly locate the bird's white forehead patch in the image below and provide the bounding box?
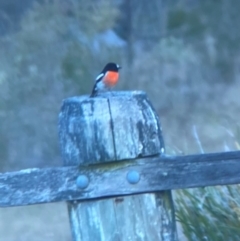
[117,64,120,68]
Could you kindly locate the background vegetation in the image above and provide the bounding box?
[0,0,240,240]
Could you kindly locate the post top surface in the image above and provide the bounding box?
[63,91,147,104]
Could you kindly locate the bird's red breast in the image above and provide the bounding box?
[102,71,119,87]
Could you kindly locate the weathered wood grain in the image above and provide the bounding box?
[58,91,175,241]
[58,96,115,165]
[0,151,240,207]
[58,91,164,165]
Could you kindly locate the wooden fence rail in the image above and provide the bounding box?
[1,91,240,241]
[0,151,240,207]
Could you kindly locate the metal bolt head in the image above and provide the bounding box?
[76,175,89,189]
[127,170,140,184]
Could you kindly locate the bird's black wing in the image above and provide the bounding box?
[90,73,104,97]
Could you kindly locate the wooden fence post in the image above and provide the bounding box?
[58,91,177,241]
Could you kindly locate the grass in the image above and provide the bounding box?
[176,185,240,241]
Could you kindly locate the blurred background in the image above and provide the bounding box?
[0,0,240,240]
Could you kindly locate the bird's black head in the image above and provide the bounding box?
[102,62,121,72]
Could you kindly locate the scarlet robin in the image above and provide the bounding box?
[90,62,121,97]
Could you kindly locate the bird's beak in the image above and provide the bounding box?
[118,66,122,69]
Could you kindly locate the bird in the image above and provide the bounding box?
[90,62,121,97]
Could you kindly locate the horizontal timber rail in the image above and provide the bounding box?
[1,150,240,207]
